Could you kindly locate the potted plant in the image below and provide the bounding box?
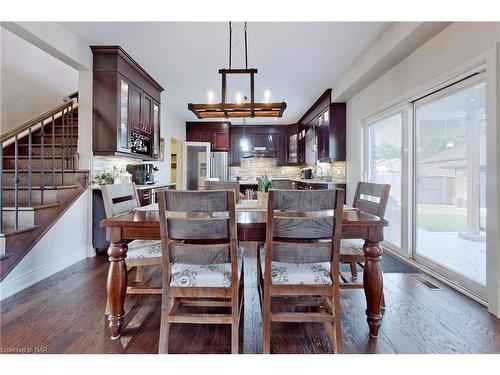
[257,174,272,208]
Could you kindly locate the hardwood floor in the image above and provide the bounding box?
[1,243,500,354]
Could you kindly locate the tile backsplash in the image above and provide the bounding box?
[229,158,347,181]
[229,157,301,180]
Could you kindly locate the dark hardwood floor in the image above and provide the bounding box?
[1,243,500,354]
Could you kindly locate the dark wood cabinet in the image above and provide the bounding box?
[277,135,287,166]
[297,89,346,163]
[186,121,230,151]
[91,46,164,160]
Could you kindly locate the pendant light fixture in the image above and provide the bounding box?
[188,22,287,119]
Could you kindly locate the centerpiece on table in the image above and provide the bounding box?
[257,174,272,208]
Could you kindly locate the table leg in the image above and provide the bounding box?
[363,240,383,337]
[106,238,128,339]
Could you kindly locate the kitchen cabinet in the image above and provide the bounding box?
[91,46,164,160]
[186,121,230,151]
[297,89,346,163]
[277,135,287,166]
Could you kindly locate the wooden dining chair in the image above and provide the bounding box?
[339,182,390,306]
[204,180,241,203]
[157,189,243,354]
[101,183,163,312]
[271,179,295,190]
[258,188,345,354]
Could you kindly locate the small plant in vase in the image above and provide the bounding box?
[257,174,272,208]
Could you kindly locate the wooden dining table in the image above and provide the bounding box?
[101,201,388,341]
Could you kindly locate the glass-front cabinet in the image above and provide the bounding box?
[288,133,298,163]
[118,79,130,152]
[152,103,161,159]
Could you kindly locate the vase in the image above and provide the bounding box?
[257,191,268,209]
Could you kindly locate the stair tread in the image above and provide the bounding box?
[2,203,60,211]
[0,225,40,237]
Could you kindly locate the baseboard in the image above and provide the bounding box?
[383,245,488,307]
[86,246,96,258]
[0,248,86,301]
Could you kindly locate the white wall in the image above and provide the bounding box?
[0,27,78,132]
[345,22,500,316]
[0,190,90,300]
[150,98,186,184]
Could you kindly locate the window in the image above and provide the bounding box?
[366,111,404,248]
[414,77,486,289]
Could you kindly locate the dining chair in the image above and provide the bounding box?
[157,189,243,354]
[271,179,295,190]
[101,183,163,312]
[204,180,241,203]
[339,182,390,307]
[258,188,345,354]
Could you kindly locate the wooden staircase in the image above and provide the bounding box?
[0,96,89,281]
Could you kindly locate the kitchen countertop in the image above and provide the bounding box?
[234,178,346,186]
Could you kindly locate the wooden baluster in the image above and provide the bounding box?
[40,121,44,205]
[0,140,3,232]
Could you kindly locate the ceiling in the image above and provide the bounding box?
[63,22,390,125]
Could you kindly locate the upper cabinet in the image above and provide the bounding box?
[91,46,164,160]
[298,89,346,163]
[186,122,230,151]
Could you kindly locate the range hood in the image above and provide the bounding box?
[241,146,277,159]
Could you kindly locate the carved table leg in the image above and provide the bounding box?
[363,240,383,337]
[106,228,128,340]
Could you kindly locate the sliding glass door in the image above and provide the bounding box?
[413,76,486,295]
[364,73,487,297]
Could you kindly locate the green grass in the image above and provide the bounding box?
[417,204,486,232]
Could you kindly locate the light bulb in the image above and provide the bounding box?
[264,89,271,104]
[206,90,215,104]
[235,91,243,104]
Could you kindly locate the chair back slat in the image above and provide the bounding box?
[273,216,334,239]
[272,179,295,190]
[169,243,230,264]
[273,189,339,211]
[101,183,140,218]
[168,217,229,239]
[353,182,390,218]
[165,190,229,212]
[271,241,332,263]
[205,180,240,203]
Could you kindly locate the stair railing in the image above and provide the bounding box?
[0,97,78,233]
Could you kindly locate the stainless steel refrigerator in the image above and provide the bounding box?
[210,152,229,181]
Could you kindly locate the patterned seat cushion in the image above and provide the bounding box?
[170,247,244,288]
[340,239,365,256]
[127,240,163,259]
[259,247,332,285]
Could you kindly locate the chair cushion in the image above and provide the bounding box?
[339,239,365,256]
[127,240,162,259]
[259,247,332,285]
[170,247,244,288]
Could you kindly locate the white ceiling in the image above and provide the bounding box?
[63,22,390,125]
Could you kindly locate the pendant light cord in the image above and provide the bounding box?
[229,21,232,69]
[244,22,248,69]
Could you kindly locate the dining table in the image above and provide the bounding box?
[101,199,388,341]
